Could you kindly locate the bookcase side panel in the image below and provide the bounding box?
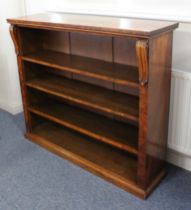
[146,31,173,184]
[9,25,32,132]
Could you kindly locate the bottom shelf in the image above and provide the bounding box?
[26,120,166,199]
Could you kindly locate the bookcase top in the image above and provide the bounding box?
[7,13,178,38]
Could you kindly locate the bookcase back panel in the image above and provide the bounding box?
[70,32,112,62]
[19,28,138,68]
[19,28,70,54]
[42,30,70,53]
[19,28,43,55]
[114,37,138,67]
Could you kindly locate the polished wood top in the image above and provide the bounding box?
[7,13,178,37]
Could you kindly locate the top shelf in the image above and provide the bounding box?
[22,50,139,89]
[7,13,179,38]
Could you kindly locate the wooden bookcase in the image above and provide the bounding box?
[7,13,178,199]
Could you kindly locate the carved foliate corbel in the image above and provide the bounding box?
[136,41,149,86]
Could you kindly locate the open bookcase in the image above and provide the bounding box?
[8,13,178,199]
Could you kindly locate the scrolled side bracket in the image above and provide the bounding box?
[136,40,149,86]
[9,25,20,56]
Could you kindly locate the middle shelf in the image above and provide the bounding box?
[28,100,138,155]
[26,74,139,123]
[22,50,139,88]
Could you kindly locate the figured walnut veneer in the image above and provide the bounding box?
[8,13,178,199]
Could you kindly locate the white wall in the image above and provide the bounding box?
[25,0,191,22]
[52,0,191,22]
[0,0,25,114]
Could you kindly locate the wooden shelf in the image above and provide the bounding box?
[27,121,138,189]
[28,101,138,155]
[22,50,139,88]
[9,14,177,198]
[26,74,139,123]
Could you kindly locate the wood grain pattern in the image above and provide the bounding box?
[8,13,178,199]
[136,41,149,86]
[31,122,138,181]
[10,25,19,55]
[146,31,173,184]
[18,28,43,55]
[42,30,70,53]
[28,100,138,155]
[136,40,149,188]
[22,50,139,88]
[26,119,168,199]
[136,32,174,189]
[7,13,178,38]
[9,25,31,131]
[70,32,112,61]
[26,74,139,123]
[114,37,138,66]
[27,120,143,196]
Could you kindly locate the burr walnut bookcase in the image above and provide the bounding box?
[7,13,178,199]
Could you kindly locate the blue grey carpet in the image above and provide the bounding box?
[0,109,191,210]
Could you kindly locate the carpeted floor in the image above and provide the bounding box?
[0,109,191,210]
